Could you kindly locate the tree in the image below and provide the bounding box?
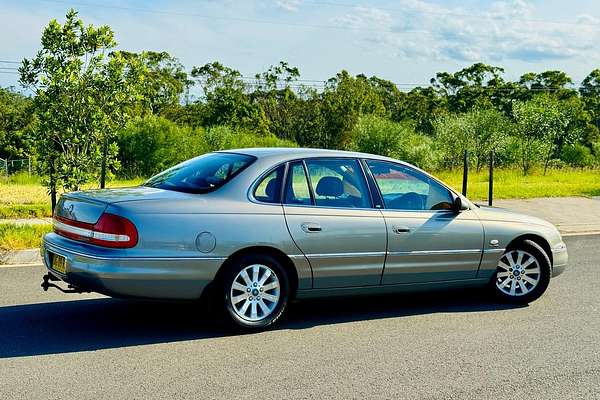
[468,108,511,171]
[518,70,577,101]
[19,9,145,209]
[512,94,578,175]
[431,63,506,113]
[319,71,386,149]
[580,69,600,129]
[191,62,267,133]
[0,87,35,161]
[250,61,301,140]
[120,51,192,115]
[396,86,447,135]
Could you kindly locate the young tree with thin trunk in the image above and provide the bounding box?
[19,9,145,210]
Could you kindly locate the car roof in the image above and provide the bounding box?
[218,147,394,162]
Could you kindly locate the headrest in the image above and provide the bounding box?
[316,176,343,197]
[265,179,278,199]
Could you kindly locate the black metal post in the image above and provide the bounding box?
[462,150,468,196]
[488,151,494,207]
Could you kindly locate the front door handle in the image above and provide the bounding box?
[301,222,322,233]
[393,226,411,234]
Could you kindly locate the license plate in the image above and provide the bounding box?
[51,254,67,274]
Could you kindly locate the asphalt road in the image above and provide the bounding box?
[0,235,599,400]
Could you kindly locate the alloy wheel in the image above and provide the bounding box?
[495,250,541,297]
[230,264,281,322]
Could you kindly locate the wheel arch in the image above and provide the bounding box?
[214,246,299,299]
[505,234,553,266]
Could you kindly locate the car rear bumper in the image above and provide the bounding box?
[551,242,568,277]
[42,233,225,300]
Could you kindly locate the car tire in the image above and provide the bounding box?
[492,240,551,304]
[222,253,289,330]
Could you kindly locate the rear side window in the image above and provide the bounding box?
[254,165,285,203]
[284,161,312,205]
[144,152,256,194]
[305,158,371,208]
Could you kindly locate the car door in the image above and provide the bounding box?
[364,159,484,284]
[283,158,386,288]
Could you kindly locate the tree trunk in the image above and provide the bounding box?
[49,161,57,214]
[100,137,107,189]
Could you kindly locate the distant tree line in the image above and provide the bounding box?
[1,10,600,201]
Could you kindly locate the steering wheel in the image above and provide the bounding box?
[389,192,425,210]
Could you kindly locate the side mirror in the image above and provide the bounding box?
[452,195,463,214]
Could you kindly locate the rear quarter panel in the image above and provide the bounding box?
[105,196,313,289]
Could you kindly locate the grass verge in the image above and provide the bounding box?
[0,223,52,251]
[0,169,599,220]
[0,175,145,219]
[436,168,600,200]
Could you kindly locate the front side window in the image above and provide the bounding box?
[366,160,453,211]
[254,165,285,203]
[145,152,256,194]
[305,159,371,208]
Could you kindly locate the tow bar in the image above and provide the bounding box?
[41,273,88,294]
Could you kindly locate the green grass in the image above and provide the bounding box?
[435,168,600,200]
[0,174,145,219]
[0,223,52,251]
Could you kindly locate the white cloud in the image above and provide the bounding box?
[331,6,394,30]
[275,0,303,12]
[328,0,600,64]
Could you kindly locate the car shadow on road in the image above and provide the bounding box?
[0,288,525,358]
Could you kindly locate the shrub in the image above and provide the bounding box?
[202,125,297,152]
[117,116,205,178]
[348,115,438,169]
[560,143,595,167]
[592,141,600,166]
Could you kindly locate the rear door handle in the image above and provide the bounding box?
[393,226,411,234]
[301,222,322,233]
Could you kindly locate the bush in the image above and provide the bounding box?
[117,120,297,178]
[592,141,600,166]
[560,143,595,167]
[348,115,437,169]
[202,125,297,152]
[433,108,511,171]
[117,116,205,178]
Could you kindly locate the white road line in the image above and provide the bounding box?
[0,263,43,269]
[562,231,600,237]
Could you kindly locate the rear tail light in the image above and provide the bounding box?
[53,213,138,248]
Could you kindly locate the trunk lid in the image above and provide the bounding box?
[55,186,183,224]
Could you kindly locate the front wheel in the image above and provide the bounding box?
[493,240,551,304]
[222,254,289,330]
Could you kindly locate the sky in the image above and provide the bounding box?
[2,0,600,91]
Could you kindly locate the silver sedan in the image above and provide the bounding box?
[42,148,568,329]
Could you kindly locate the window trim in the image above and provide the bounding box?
[286,157,375,210]
[249,155,468,212]
[300,160,316,206]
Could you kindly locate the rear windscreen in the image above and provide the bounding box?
[144,152,256,194]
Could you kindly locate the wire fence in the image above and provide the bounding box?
[0,158,32,176]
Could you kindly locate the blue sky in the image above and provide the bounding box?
[2,0,600,90]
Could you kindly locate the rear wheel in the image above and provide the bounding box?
[493,240,551,304]
[222,254,289,330]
